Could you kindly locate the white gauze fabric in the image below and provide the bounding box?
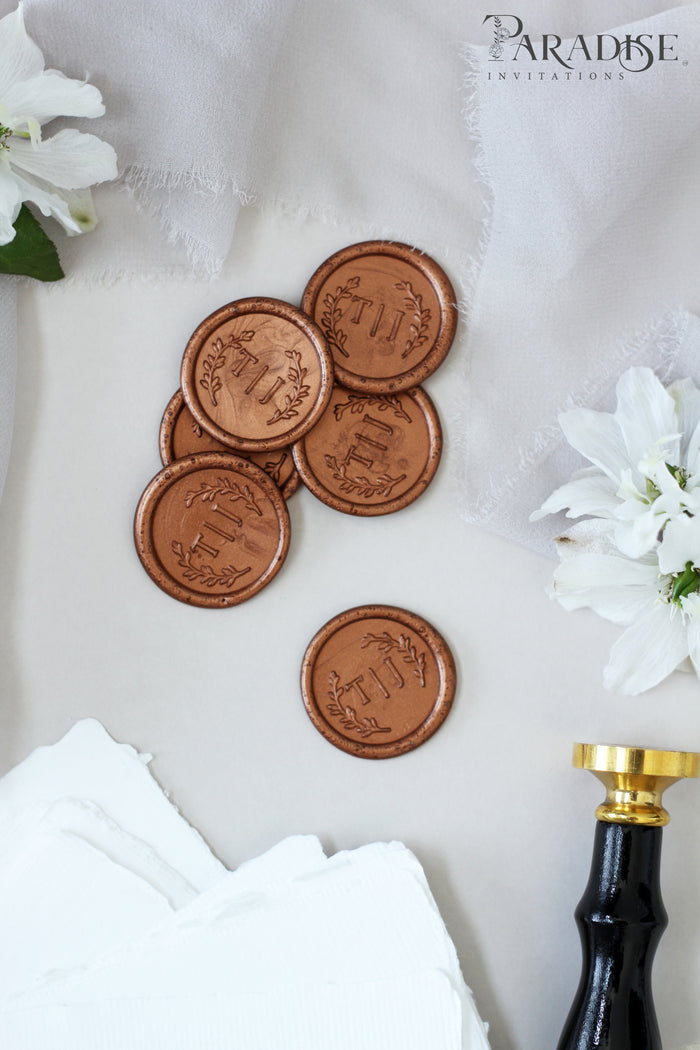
[460,4,700,551]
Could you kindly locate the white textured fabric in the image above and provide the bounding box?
[461,4,700,551]
[16,0,475,279]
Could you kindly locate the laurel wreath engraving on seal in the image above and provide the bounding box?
[323,456,407,499]
[262,452,288,485]
[267,348,311,426]
[183,476,263,517]
[199,330,255,408]
[395,281,431,361]
[170,541,251,588]
[360,631,427,687]
[326,671,391,737]
[320,275,360,358]
[333,393,412,424]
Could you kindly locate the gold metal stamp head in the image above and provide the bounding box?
[573,743,700,827]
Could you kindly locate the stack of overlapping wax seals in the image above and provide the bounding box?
[134,241,459,758]
[134,241,457,609]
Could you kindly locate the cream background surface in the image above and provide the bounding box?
[0,208,698,1050]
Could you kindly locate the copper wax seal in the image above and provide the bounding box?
[181,297,334,452]
[302,241,457,393]
[301,605,456,759]
[292,385,441,515]
[134,452,290,607]
[160,389,300,499]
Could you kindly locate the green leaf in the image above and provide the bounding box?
[0,205,64,282]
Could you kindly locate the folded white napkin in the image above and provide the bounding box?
[459,5,700,551]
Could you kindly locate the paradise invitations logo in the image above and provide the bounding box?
[483,14,682,80]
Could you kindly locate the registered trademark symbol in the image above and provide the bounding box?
[683,59,689,65]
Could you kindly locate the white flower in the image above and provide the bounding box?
[531,367,700,560]
[534,366,700,695]
[0,4,117,245]
[550,519,700,695]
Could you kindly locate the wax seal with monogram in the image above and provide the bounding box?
[302,241,457,393]
[159,389,300,499]
[292,385,442,515]
[301,605,456,759]
[134,452,291,607]
[181,297,334,452]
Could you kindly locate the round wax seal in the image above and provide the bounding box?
[134,452,290,607]
[301,605,456,759]
[292,386,441,515]
[181,297,333,452]
[302,241,457,393]
[160,390,300,499]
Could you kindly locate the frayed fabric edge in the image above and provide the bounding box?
[449,45,697,554]
[450,44,497,531]
[49,164,480,286]
[460,307,693,546]
[456,44,493,324]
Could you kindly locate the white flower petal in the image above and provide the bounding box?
[553,518,621,559]
[686,419,700,476]
[10,129,117,189]
[0,6,43,101]
[614,366,680,470]
[604,601,689,694]
[645,458,686,505]
[0,157,23,243]
[685,604,700,678]
[668,378,700,462]
[7,167,87,234]
[680,592,700,620]
[3,70,105,128]
[658,515,700,574]
[614,508,669,560]
[615,468,646,504]
[56,186,98,233]
[559,408,630,482]
[551,554,659,625]
[530,472,619,521]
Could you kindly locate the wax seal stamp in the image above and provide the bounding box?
[134,451,290,607]
[301,604,456,758]
[302,241,457,393]
[160,389,300,499]
[556,744,699,1050]
[181,297,334,452]
[292,385,441,515]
